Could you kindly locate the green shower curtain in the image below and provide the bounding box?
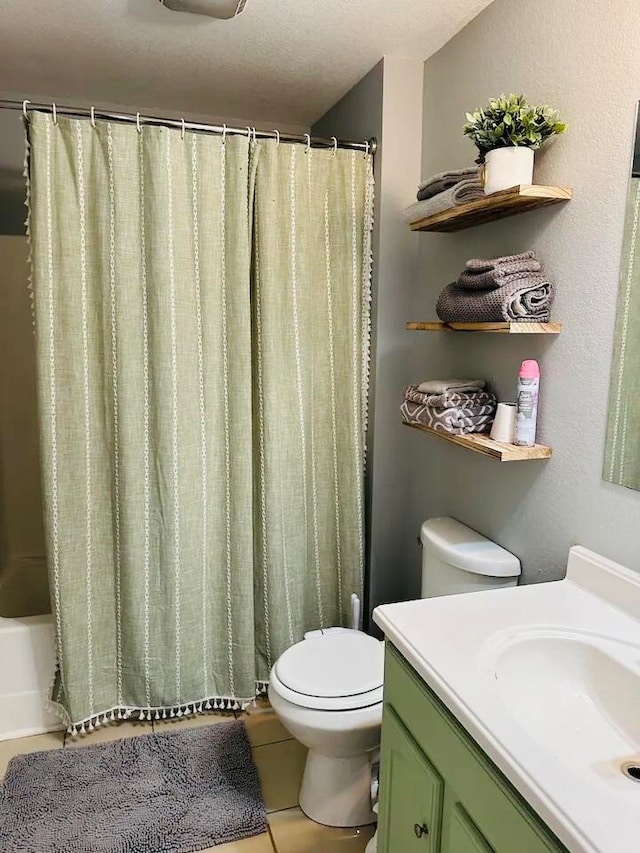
[604,177,640,489]
[27,111,373,732]
[252,142,373,680]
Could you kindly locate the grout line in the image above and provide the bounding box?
[251,735,295,749]
[266,820,279,852]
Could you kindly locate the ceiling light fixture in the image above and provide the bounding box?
[159,0,248,19]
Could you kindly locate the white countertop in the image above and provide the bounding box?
[373,546,640,853]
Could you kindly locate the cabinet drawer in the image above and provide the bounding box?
[378,705,443,853]
[384,643,567,853]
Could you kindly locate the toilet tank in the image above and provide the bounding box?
[420,517,521,598]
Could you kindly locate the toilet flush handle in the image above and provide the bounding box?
[350,593,361,631]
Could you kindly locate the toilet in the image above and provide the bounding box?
[268,627,384,827]
[268,517,521,828]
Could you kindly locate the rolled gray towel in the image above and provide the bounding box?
[465,251,537,272]
[457,260,543,291]
[404,178,485,224]
[417,167,479,201]
[404,386,496,409]
[401,399,494,435]
[436,273,555,323]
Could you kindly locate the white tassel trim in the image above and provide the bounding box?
[46,657,271,736]
[55,689,267,736]
[361,154,375,459]
[23,118,36,335]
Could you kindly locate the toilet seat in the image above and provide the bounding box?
[271,630,384,711]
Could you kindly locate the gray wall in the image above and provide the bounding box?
[409,0,640,595]
[0,236,49,616]
[314,57,424,623]
[0,110,26,234]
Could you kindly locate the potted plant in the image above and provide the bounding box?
[463,94,566,194]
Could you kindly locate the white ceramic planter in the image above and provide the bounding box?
[484,147,534,195]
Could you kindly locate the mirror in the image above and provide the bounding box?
[604,104,640,490]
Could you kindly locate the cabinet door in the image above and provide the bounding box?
[378,706,443,853]
[444,800,495,853]
[384,645,569,853]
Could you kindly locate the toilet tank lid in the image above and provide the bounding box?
[420,517,521,578]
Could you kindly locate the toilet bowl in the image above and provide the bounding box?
[268,628,384,828]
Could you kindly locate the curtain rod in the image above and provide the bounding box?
[0,99,377,155]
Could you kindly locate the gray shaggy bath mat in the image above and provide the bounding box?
[0,719,267,852]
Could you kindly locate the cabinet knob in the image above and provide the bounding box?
[414,822,429,839]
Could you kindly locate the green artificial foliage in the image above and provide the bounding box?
[463,94,567,163]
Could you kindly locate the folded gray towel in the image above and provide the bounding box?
[404,386,496,409]
[416,379,485,394]
[436,273,555,323]
[401,399,494,436]
[404,178,485,224]
[417,167,479,201]
[457,259,543,291]
[465,251,537,272]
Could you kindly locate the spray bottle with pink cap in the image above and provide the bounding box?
[515,359,540,447]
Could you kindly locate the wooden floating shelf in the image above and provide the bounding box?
[406,321,562,335]
[403,422,552,462]
[409,185,572,233]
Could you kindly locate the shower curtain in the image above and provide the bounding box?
[252,142,373,678]
[26,111,373,732]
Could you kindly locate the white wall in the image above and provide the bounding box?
[410,0,640,592]
[314,57,424,621]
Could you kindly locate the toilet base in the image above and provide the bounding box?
[299,749,377,828]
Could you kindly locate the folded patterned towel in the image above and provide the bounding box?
[416,379,485,394]
[401,399,494,436]
[457,259,543,291]
[404,178,485,224]
[417,167,479,201]
[404,385,496,410]
[436,273,555,323]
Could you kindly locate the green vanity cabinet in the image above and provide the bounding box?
[377,644,569,853]
[379,706,444,851]
[442,798,495,853]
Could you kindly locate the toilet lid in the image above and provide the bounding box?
[275,631,384,698]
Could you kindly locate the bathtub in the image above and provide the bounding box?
[0,614,64,741]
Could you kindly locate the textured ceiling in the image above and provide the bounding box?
[0,0,493,126]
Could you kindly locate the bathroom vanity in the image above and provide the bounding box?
[378,645,566,852]
[373,546,640,853]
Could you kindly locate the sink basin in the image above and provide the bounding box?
[488,630,640,784]
[374,546,640,853]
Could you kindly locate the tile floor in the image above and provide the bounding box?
[0,698,375,852]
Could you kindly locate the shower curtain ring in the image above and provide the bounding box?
[222,123,227,144]
[180,118,185,140]
[90,107,96,129]
[251,127,256,145]
[364,141,370,158]
[136,113,142,134]
[331,136,337,156]
[304,133,311,154]
[22,100,30,120]
[273,129,280,146]
[52,103,58,125]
